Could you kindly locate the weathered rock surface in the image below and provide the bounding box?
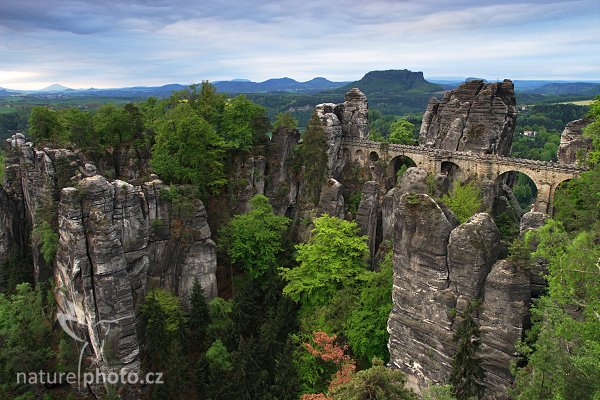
[315,103,344,177]
[557,117,592,165]
[315,88,368,178]
[265,126,302,217]
[355,181,381,264]
[448,213,504,312]
[479,260,531,400]
[339,88,369,140]
[419,80,516,156]
[387,192,457,387]
[1,134,218,381]
[317,178,345,219]
[519,211,548,235]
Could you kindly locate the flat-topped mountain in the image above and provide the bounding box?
[337,69,444,94]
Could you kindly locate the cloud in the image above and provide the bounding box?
[0,0,598,89]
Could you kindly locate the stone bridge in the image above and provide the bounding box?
[340,138,586,214]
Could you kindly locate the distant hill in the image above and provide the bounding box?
[527,82,600,96]
[213,77,349,93]
[337,69,443,94]
[40,84,72,92]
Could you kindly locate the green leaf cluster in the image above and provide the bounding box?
[219,195,290,279]
[281,215,369,310]
[440,181,483,224]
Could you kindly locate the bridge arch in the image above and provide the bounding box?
[369,151,380,162]
[387,155,417,186]
[441,161,463,184]
[494,171,538,212]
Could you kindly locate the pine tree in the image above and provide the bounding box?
[188,279,210,351]
[449,301,485,400]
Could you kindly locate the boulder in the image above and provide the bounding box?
[557,117,592,165]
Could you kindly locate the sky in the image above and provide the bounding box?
[0,0,599,90]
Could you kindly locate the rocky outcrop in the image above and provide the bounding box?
[315,88,368,178]
[386,179,528,398]
[317,178,345,219]
[387,192,457,387]
[231,154,266,213]
[557,117,592,165]
[448,213,504,312]
[265,126,302,217]
[355,181,381,263]
[419,80,516,156]
[315,103,344,177]
[339,88,369,140]
[2,134,218,382]
[479,260,531,399]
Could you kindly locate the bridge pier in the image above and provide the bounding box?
[533,182,553,214]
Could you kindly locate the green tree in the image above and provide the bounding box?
[141,288,186,371]
[151,103,226,194]
[345,252,393,366]
[329,358,417,400]
[281,215,369,311]
[274,112,298,130]
[513,221,600,400]
[170,81,226,129]
[302,112,328,205]
[28,106,64,144]
[0,283,53,391]
[583,95,600,167]
[60,108,99,156]
[188,279,210,351]
[388,118,415,144]
[219,195,290,279]
[441,181,483,224]
[449,302,485,400]
[221,95,269,150]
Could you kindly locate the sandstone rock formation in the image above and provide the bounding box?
[557,117,592,164]
[448,213,504,312]
[387,192,458,387]
[386,171,530,398]
[479,260,531,399]
[315,88,368,178]
[1,135,218,379]
[317,178,345,219]
[420,79,517,156]
[339,88,369,140]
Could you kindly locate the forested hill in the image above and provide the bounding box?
[336,69,443,94]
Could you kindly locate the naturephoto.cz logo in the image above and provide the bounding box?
[16,299,163,387]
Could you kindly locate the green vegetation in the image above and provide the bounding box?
[0,283,53,397]
[449,302,484,400]
[512,95,600,400]
[219,194,290,279]
[512,103,588,161]
[281,215,369,311]
[440,181,483,224]
[151,103,226,192]
[329,358,416,400]
[273,112,298,130]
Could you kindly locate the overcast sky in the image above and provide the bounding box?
[1,0,599,90]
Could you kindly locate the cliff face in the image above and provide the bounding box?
[1,135,217,376]
[420,79,517,156]
[386,174,528,398]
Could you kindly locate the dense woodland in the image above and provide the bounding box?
[0,84,598,400]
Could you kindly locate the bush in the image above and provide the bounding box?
[441,181,483,224]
